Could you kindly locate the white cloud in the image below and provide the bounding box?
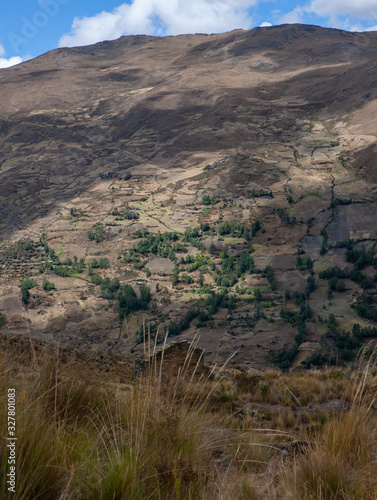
[0,43,24,68]
[350,23,377,32]
[348,23,368,32]
[278,6,306,24]
[0,56,23,69]
[59,0,258,48]
[260,21,272,27]
[309,0,377,20]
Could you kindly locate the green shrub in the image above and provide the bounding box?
[91,274,103,285]
[220,393,231,403]
[42,278,55,292]
[274,344,299,370]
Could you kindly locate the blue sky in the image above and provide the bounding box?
[1,0,377,68]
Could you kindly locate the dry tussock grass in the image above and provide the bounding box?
[0,338,376,499]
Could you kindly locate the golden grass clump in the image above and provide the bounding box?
[281,347,377,500]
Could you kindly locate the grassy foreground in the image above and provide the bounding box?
[0,336,377,499]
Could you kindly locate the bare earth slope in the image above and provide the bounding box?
[0,24,377,369]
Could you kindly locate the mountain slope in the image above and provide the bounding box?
[0,24,376,369]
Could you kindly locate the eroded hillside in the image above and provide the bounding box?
[0,24,377,369]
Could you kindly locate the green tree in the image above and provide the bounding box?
[172,267,179,285]
[139,284,151,309]
[305,276,316,296]
[198,272,204,287]
[88,223,105,243]
[20,278,36,304]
